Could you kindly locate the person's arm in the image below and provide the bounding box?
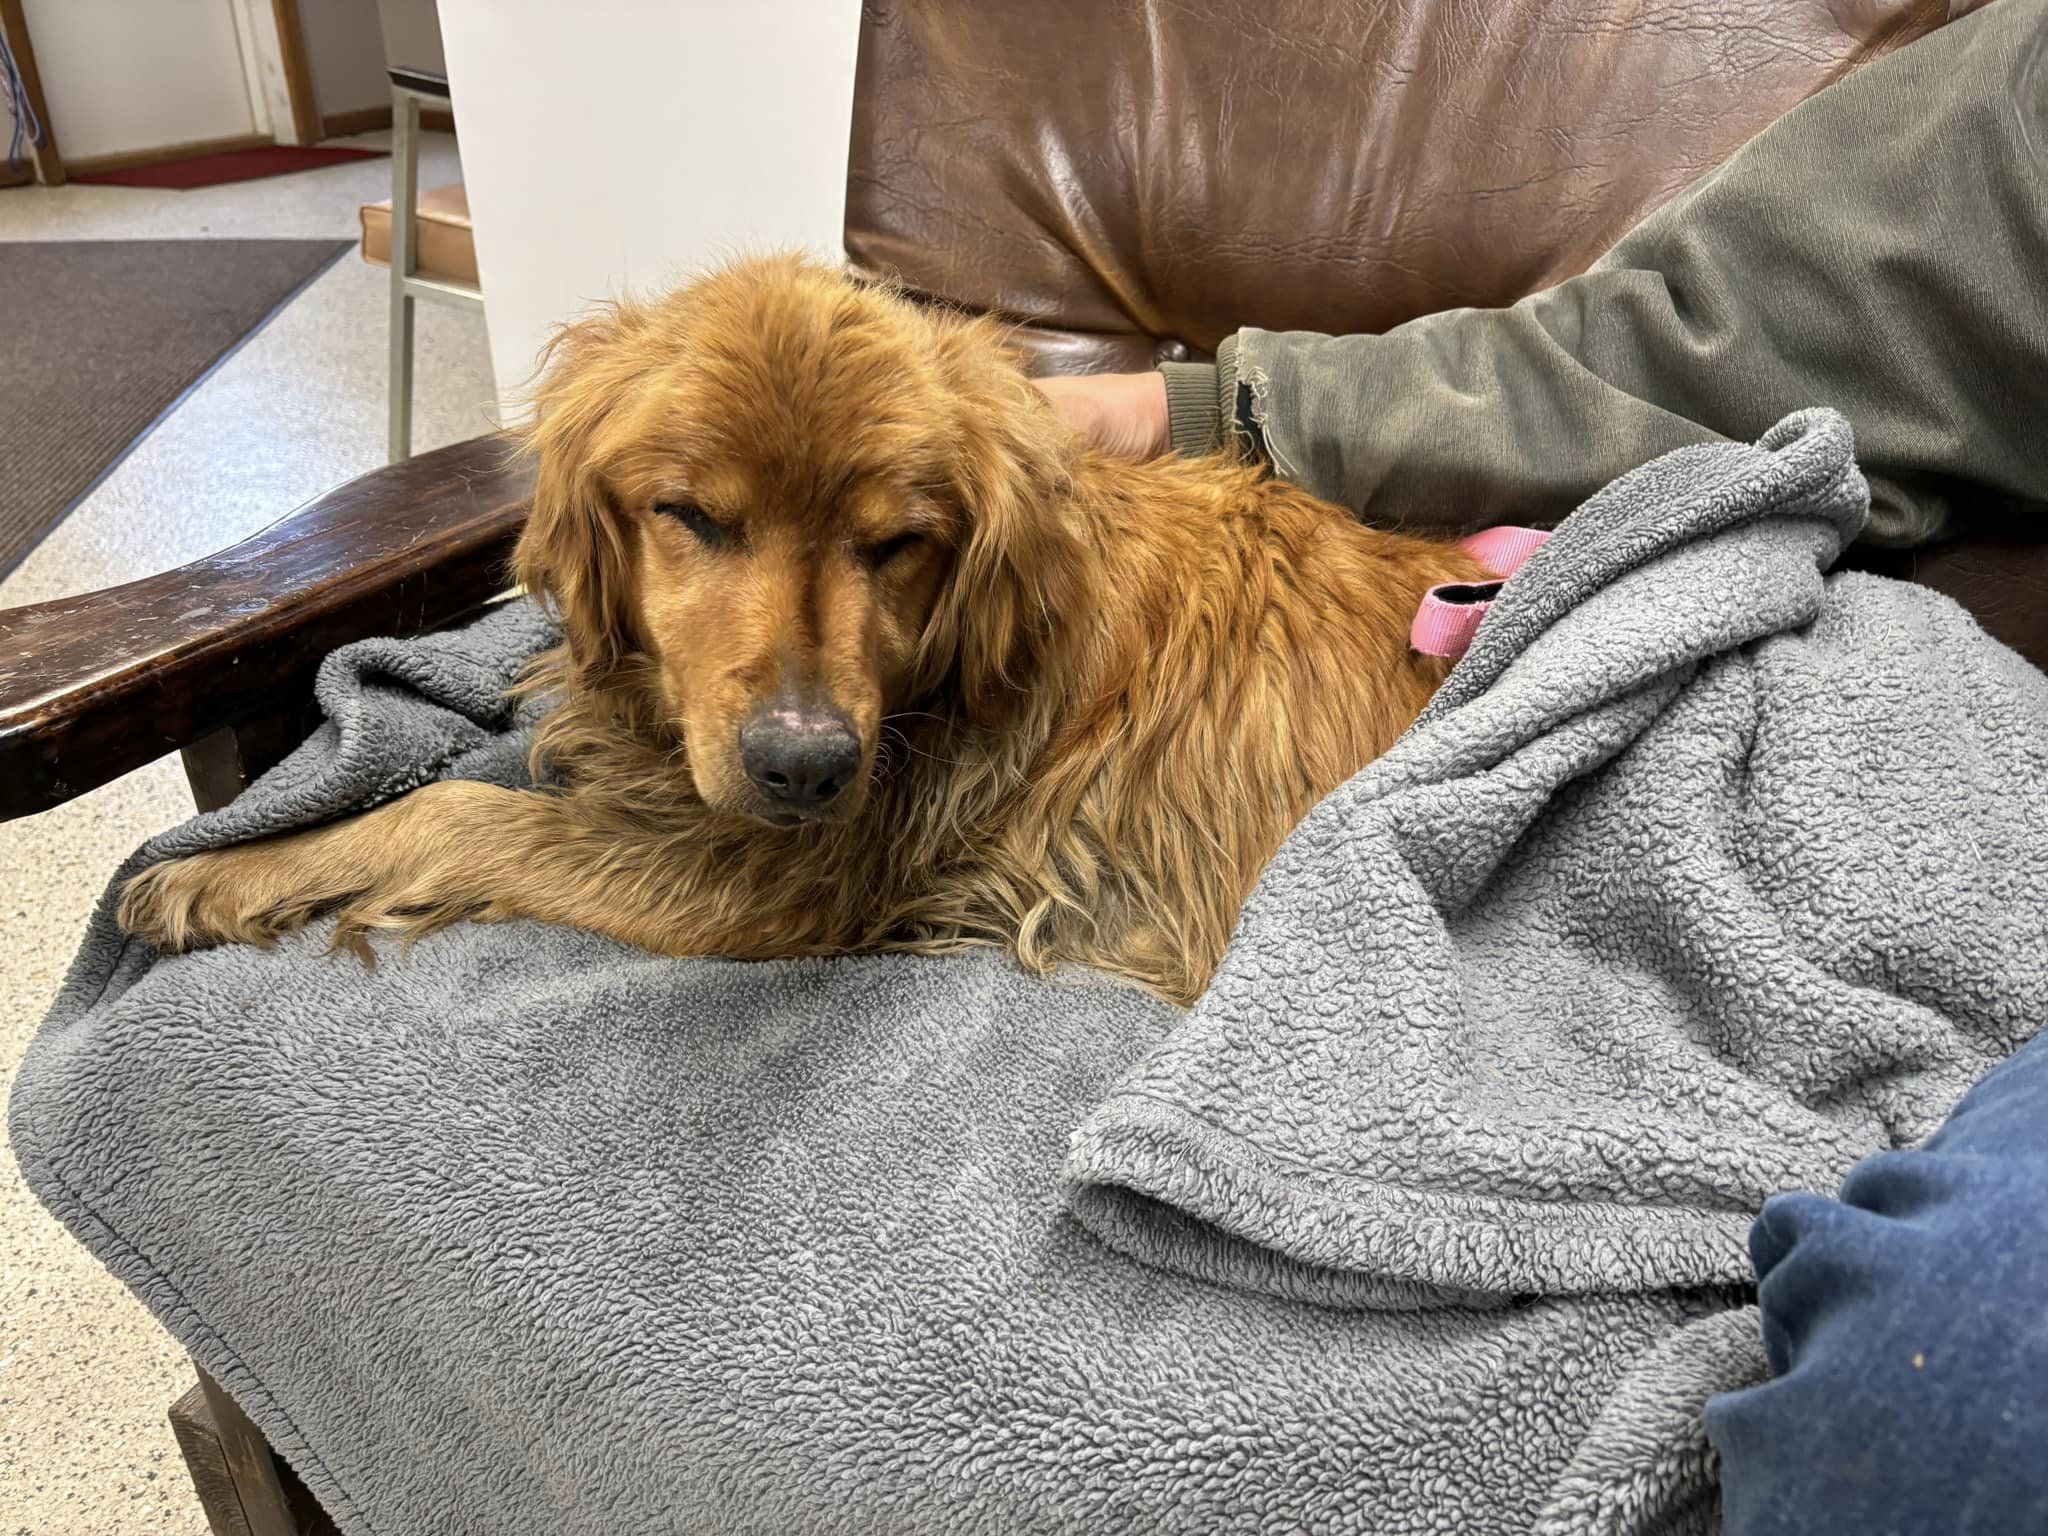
[1154,0,2048,547]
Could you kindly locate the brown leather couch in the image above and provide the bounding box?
[850,0,1985,374]
[0,3,2035,1529]
[845,0,2043,668]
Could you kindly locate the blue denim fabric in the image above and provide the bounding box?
[1707,1029,2048,1534]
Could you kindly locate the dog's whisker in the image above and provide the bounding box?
[875,719,970,770]
[892,742,970,769]
[872,734,906,779]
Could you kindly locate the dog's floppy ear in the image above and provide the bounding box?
[917,317,1085,723]
[515,308,640,688]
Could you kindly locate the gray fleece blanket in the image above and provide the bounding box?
[14,409,2048,1536]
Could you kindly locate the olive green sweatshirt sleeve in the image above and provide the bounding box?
[1159,336,1242,459]
[1159,351,1224,458]
[1161,0,2048,547]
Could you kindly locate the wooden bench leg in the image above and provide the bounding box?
[168,1364,335,1536]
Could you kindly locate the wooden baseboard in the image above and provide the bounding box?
[321,105,455,140]
[321,105,389,138]
[67,132,274,177]
[0,160,35,189]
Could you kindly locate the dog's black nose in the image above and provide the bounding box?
[739,704,861,810]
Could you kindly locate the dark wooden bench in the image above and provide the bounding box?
[1,435,530,1536]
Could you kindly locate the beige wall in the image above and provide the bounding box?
[20,0,259,160]
[374,0,445,75]
[297,0,389,119]
[4,0,444,159]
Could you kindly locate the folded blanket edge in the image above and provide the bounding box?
[1063,1094,1759,1305]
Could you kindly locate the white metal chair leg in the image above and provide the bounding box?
[387,85,421,463]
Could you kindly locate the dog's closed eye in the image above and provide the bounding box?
[864,532,925,569]
[656,501,733,549]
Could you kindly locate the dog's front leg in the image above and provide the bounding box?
[120,780,696,958]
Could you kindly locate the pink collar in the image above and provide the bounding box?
[1410,526,1551,659]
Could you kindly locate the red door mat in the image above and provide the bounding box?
[77,145,387,191]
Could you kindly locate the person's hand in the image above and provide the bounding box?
[1034,372,1172,458]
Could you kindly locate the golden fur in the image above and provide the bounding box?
[120,256,1484,1005]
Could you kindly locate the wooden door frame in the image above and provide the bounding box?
[269,0,323,146]
[0,0,65,185]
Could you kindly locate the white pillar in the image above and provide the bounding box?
[436,0,864,414]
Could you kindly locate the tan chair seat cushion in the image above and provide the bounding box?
[359,182,478,288]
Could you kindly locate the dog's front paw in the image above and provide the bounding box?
[118,847,327,953]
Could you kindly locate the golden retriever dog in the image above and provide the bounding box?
[120,256,1486,1006]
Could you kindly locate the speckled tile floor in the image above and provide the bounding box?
[0,133,498,1536]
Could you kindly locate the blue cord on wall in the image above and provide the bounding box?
[0,26,45,167]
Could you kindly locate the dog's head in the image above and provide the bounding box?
[516,255,1083,826]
